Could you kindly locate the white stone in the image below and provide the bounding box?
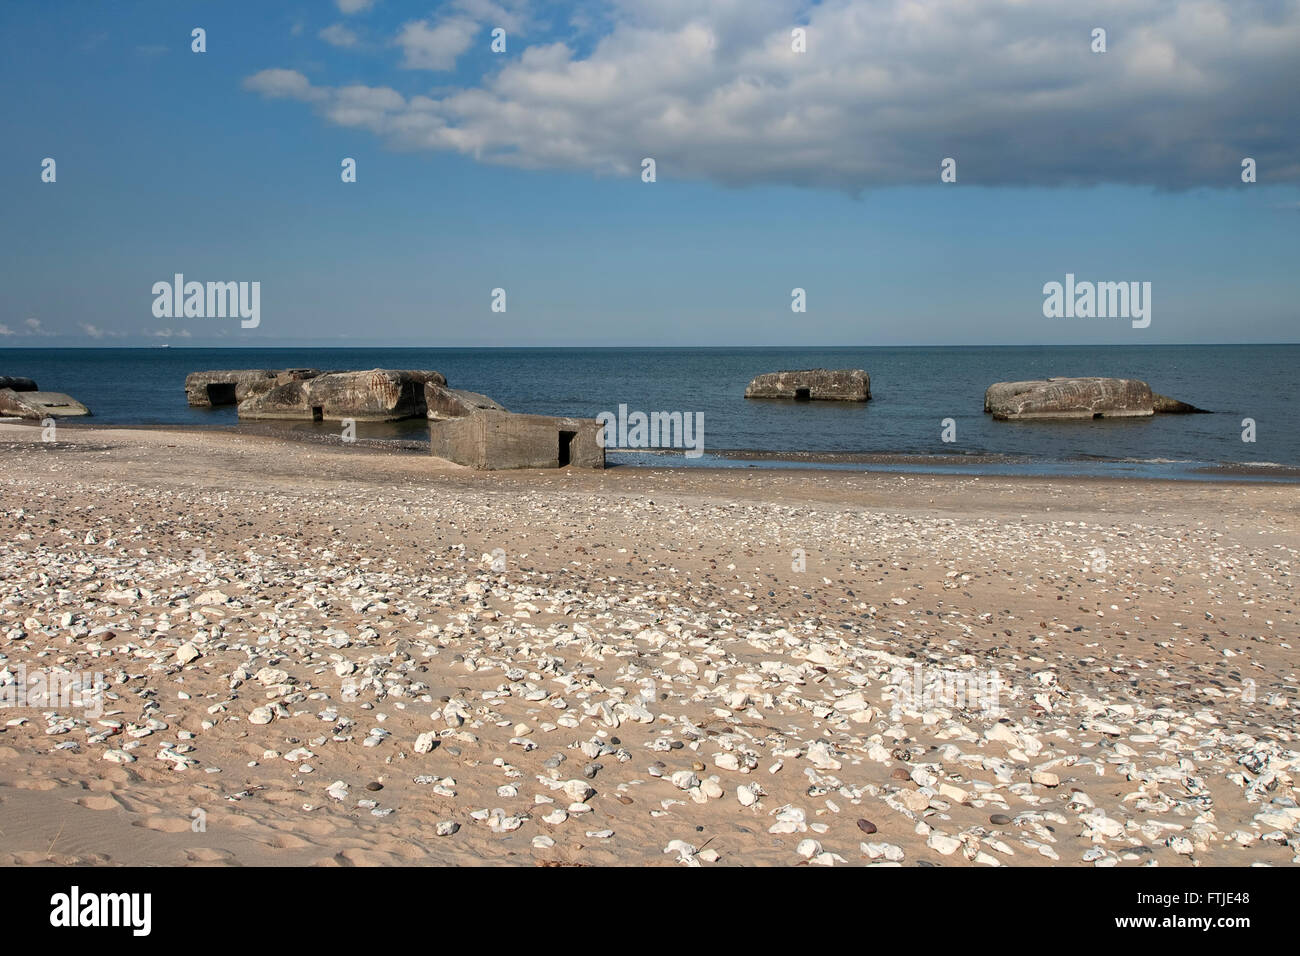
[562,780,595,803]
[670,771,700,791]
[926,832,963,855]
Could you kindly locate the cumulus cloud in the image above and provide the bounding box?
[246,0,1300,190]
[0,324,13,336]
[148,328,192,339]
[453,0,532,34]
[242,68,327,102]
[337,0,377,14]
[24,318,55,336]
[395,17,480,70]
[320,24,361,48]
[78,323,123,339]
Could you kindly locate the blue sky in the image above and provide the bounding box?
[1,0,1297,347]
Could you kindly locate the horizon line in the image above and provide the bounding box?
[3,342,1299,351]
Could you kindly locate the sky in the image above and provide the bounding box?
[1,0,1297,348]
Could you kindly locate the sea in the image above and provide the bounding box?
[3,345,1297,481]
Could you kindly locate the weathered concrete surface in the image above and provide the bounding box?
[1152,392,1211,414]
[185,369,322,407]
[0,377,38,392]
[984,378,1154,420]
[425,383,508,420]
[429,409,604,469]
[744,369,871,401]
[985,377,1210,420]
[0,389,91,418]
[238,369,446,422]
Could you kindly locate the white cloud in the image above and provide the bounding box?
[242,69,326,102]
[78,323,123,339]
[395,17,479,71]
[148,328,192,339]
[24,318,55,337]
[337,0,377,14]
[452,0,532,34]
[0,324,13,336]
[320,24,361,48]
[248,0,1300,190]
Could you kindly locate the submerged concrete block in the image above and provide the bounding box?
[429,410,604,469]
[0,389,91,418]
[1152,392,1211,414]
[744,369,871,401]
[984,378,1154,420]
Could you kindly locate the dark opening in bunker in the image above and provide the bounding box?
[558,430,577,467]
[206,382,238,406]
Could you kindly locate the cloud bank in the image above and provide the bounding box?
[245,0,1300,190]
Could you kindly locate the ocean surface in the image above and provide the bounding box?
[3,346,1297,480]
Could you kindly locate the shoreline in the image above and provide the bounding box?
[8,418,1299,484]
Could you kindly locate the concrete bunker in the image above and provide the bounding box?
[744,369,871,402]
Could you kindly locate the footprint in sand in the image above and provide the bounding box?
[261,790,306,806]
[12,851,53,864]
[132,815,193,833]
[371,838,425,860]
[295,818,340,837]
[76,794,126,811]
[264,832,316,850]
[322,847,406,866]
[184,847,236,864]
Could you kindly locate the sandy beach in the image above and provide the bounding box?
[1,420,1296,867]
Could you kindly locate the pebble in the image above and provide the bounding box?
[670,771,700,791]
[561,780,595,803]
[926,832,963,856]
[795,839,822,859]
[4,445,1296,871]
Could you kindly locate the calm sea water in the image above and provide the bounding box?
[2,346,1296,478]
